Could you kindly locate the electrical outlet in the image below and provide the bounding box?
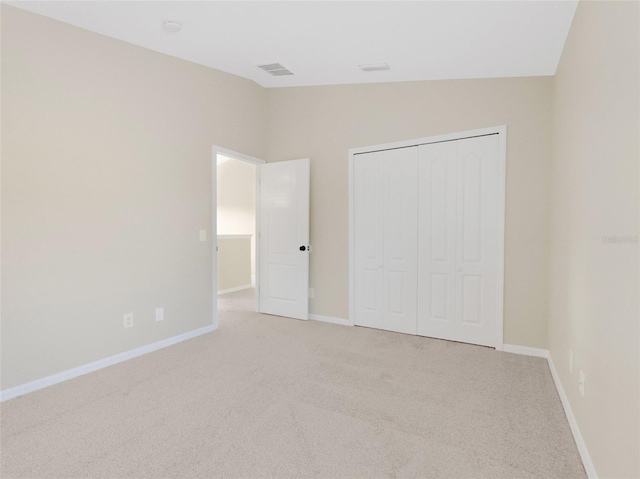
[155,307,164,322]
[569,350,574,373]
[579,370,585,397]
[199,230,207,241]
[123,313,133,329]
[309,288,314,299]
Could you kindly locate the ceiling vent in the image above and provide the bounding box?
[162,21,181,33]
[257,63,294,76]
[359,62,390,72]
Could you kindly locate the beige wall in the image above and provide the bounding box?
[217,158,256,277]
[217,236,252,292]
[0,6,267,389]
[267,77,554,348]
[549,1,640,477]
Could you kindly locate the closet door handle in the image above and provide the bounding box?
[456,267,462,272]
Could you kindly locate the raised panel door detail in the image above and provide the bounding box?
[362,268,381,312]
[429,273,449,321]
[461,275,483,325]
[268,264,299,303]
[362,166,379,259]
[265,171,297,255]
[388,271,405,316]
[462,153,483,264]
[430,157,448,263]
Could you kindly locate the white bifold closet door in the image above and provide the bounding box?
[353,134,499,347]
[353,147,418,335]
[418,135,498,347]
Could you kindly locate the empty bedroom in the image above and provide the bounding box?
[1,1,638,478]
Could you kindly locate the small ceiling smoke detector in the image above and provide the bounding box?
[359,62,390,72]
[257,63,294,76]
[162,21,182,33]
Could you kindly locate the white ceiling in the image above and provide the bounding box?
[10,1,578,88]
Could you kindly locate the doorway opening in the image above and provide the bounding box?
[212,146,265,326]
[212,145,311,329]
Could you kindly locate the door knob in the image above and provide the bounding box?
[299,245,306,251]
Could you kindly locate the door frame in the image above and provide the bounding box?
[348,125,507,350]
[211,145,265,329]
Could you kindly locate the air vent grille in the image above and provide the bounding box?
[257,63,294,76]
[359,62,390,72]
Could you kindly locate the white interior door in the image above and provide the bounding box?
[258,158,310,320]
[354,147,418,334]
[417,135,499,347]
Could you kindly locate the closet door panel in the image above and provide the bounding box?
[382,147,418,335]
[417,142,457,340]
[455,135,499,347]
[354,152,385,329]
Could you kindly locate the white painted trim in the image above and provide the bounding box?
[501,344,597,478]
[212,145,266,316]
[255,164,261,313]
[494,126,507,351]
[0,324,216,402]
[213,146,265,166]
[502,343,549,358]
[309,314,354,326]
[348,147,356,327]
[217,284,253,295]
[212,147,219,329]
[348,125,507,350]
[349,125,507,155]
[547,354,598,479]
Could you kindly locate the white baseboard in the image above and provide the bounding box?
[217,284,253,295]
[547,354,597,478]
[502,343,550,358]
[0,324,216,402]
[502,343,597,478]
[309,314,353,326]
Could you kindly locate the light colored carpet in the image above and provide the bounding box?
[1,288,585,478]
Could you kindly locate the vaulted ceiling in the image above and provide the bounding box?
[10,1,578,88]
